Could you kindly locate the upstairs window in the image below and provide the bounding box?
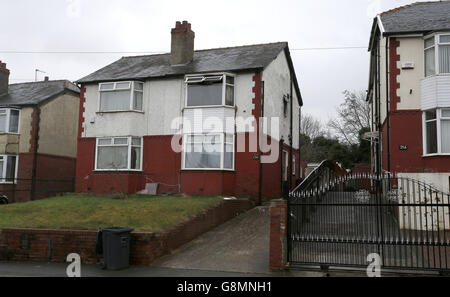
[424,34,450,77]
[99,81,144,112]
[423,109,450,155]
[185,74,235,107]
[0,108,20,133]
[95,136,142,170]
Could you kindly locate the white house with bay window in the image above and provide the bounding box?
[75,21,304,200]
[422,33,450,156]
[367,1,450,193]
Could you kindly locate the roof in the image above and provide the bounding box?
[0,80,80,107]
[380,1,450,35]
[77,42,302,105]
[367,1,450,97]
[78,42,288,83]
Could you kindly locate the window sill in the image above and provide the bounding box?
[423,73,450,80]
[182,168,235,172]
[422,154,450,157]
[96,110,144,115]
[93,169,143,173]
[0,132,20,135]
[183,105,236,111]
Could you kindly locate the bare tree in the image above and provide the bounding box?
[301,113,324,140]
[328,90,371,145]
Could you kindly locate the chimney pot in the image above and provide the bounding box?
[170,20,195,65]
[0,60,10,95]
[44,76,49,82]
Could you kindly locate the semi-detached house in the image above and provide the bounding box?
[367,1,450,192]
[76,21,305,202]
[0,61,80,202]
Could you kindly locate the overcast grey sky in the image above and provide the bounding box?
[1,0,414,121]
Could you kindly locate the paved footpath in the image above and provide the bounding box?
[1,260,347,277]
[0,261,279,277]
[151,205,273,274]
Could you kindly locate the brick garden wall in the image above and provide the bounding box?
[269,199,287,271]
[0,199,253,265]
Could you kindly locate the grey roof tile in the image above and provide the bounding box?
[380,1,450,34]
[0,80,80,107]
[77,42,288,83]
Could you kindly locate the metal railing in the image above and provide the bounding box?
[288,172,450,273]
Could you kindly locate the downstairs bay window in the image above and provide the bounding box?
[98,81,143,112]
[183,133,234,170]
[0,155,18,183]
[423,109,450,155]
[95,137,142,170]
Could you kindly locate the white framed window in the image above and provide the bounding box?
[424,34,450,77]
[423,108,450,155]
[185,74,235,107]
[183,133,235,170]
[98,81,144,112]
[0,155,18,184]
[0,108,20,134]
[95,136,142,170]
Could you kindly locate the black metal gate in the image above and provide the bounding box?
[288,168,450,273]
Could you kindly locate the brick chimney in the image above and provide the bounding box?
[44,76,49,82]
[0,60,10,95]
[170,21,195,65]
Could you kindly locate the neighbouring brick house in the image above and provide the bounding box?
[0,61,80,202]
[367,1,450,193]
[75,21,306,202]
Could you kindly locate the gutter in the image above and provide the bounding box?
[258,81,265,206]
[385,37,391,175]
[289,72,293,191]
[283,45,303,106]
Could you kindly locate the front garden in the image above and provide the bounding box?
[0,194,223,232]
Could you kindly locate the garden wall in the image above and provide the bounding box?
[0,199,253,265]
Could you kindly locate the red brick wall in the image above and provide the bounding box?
[3,153,75,203]
[269,199,287,271]
[75,137,96,193]
[381,109,450,173]
[389,38,401,112]
[143,135,181,194]
[0,199,253,265]
[75,132,306,200]
[351,164,371,174]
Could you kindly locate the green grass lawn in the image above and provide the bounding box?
[0,194,223,232]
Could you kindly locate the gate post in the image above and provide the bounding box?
[269,199,287,271]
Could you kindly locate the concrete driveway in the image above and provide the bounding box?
[151,205,271,274]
